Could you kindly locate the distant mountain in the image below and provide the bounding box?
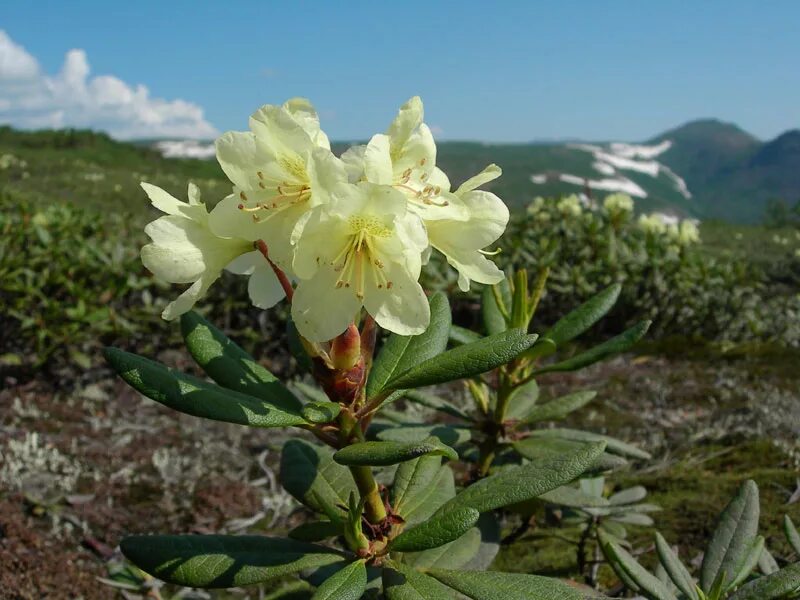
[145,119,800,223]
[494,119,799,223]
[648,120,800,222]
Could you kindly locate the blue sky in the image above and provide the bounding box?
[1,0,798,141]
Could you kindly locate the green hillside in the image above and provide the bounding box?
[3,122,799,224]
[0,126,227,219]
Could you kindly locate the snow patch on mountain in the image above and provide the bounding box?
[154,139,215,159]
[531,139,691,200]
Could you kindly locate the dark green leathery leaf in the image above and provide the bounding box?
[383,561,454,599]
[120,535,344,588]
[384,329,538,390]
[389,507,480,552]
[311,559,366,600]
[367,293,451,398]
[543,283,621,347]
[531,320,650,375]
[302,401,342,424]
[280,439,357,520]
[103,348,307,428]
[699,479,759,593]
[427,569,587,600]
[436,441,605,514]
[180,310,301,411]
[333,438,458,467]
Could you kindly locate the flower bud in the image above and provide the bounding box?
[330,324,362,371]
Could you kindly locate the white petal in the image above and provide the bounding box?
[162,275,216,320]
[456,164,502,195]
[209,194,260,240]
[282,97,330,149]
[247,262,286,309]
[292,208,349,279]
[291,266,362,342]
[215,131,263,190]
[428,190,508,249]
[427,167,451,192]
[255,202,311,268]
[141,182,185,216]
[391,123,436,177]
[363,134,393,185]
[341,144,367,183]
[307,147,348,208]
[142,217,210,282]
[249,104,313,158]
[439,246,505,292]
[363,259,429,336]
[409,191,469,222]
[187,182,202,205]
[387,96,423,150]
[225,250,260,275]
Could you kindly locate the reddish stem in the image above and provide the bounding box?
[256,240,294,301]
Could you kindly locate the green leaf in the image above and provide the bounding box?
[311,559,366,600]
[385,329,539,391]
[383,561,454,599]
[367,293,451,398]
[301,401,342,424]
[392,456,455,525]
[402,390,473,422]
[543,284,621,347]
[609,486,648,506]
[180,311,301,412]
[427,569,587,600]
[759,547,780,575]
[333,438,458,467]
[602,536,679,600]
[482,279,511,335]
[700,479,760,593]
[377,424,472,446]
[288,521,343,542]
[504,379,539,421]
[280,439,357,520]
[655,532,699,600]
[728,536,765,591]
[450,325,482,346]
[609,513,655,526]
[784,515,800,555]
[402,527,482,570]
[462,514,502,571]
[514,437,627,474]
[519,390,597,424]
[538,485,611,508]
[525,428,651,460]
[103,348,307,428]
[390,507,480,553]
[292,381,330,404]
[728,562,800,600]
[119,535,344,588]
[437,441,605,514]
[532,320,651,375]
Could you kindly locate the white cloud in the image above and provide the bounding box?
[0,30,217,139]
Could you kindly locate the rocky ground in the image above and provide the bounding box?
[1,343,799,598]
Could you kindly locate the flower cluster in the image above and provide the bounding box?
[638,212,700,245]
[140,97,508,341]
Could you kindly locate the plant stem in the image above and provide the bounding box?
[476,437,497,478]
[350,465,387,523]
[336,408,386,524]
[476,371,514,478]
